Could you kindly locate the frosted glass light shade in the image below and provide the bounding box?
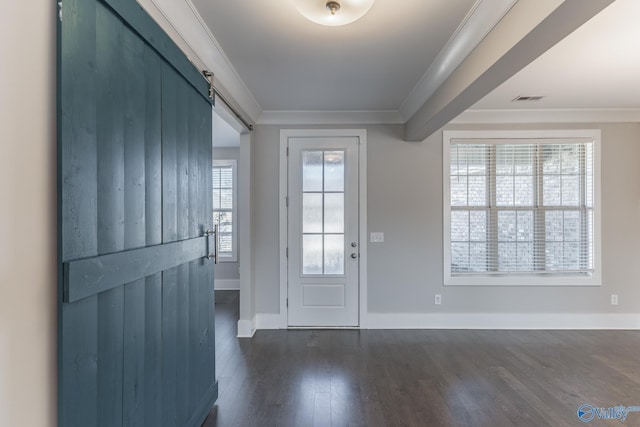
[291,0,376,26]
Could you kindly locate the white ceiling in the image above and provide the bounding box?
[146,0,635,130]
[472,0,640,110]
[191,0,476,111]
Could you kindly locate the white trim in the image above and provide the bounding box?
[255,313,282,330]
[358,137,368,329]
[236,318,255,338]
[454,108,640,124]
[279,137,289,328]
[214,279,239,290]
[366,313,640,330]
[238,132,254,338]
[442,129,602,287]
[250,107,640,127]
[259,110,403,125]
[145,0,262,122]
[399,0,518,120]
[279,129,368,329]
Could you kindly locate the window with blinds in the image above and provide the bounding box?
[443,130,601,286]
[212,160,237,261]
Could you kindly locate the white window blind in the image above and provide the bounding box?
[212,160,237,261]
[443,130,601,286]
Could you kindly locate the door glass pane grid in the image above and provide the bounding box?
[302,150,346,275]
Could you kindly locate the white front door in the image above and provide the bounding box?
[287,137,359,327]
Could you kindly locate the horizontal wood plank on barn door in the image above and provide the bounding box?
[64,236,210,302]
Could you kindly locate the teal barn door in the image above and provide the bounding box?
[57,0,218,426]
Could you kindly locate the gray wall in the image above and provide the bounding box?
[0,0,57,425]
[252,123,640,315]
[213,147,240,283]
[252,125,282,312]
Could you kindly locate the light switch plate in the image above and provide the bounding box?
[370,232,384,243]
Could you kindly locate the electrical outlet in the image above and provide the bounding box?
[435,294,442,305]
[611,294,619,305]
[370,232,384,243]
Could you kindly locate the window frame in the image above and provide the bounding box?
[443,129,602,286]
[212,159,238,262]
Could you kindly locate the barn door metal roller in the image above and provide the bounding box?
[202,70,253,131]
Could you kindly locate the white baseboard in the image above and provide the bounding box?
[237,318,255,338]
[215,279,240,290]
[366,313,640,330]
[237,314,280,337]
[250,312,640,330]
[255,313,281,330]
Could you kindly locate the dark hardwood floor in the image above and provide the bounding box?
[205,292,640,427]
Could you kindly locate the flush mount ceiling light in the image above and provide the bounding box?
[291,0,376,26]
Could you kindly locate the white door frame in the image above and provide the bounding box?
[279,129,368,328]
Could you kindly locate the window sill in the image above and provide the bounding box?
[444,273,601,287]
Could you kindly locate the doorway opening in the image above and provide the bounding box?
[211,106,250,339]
[212,110,241,292]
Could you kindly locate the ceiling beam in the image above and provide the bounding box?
[399,0,518,121]
[404,0,616,142]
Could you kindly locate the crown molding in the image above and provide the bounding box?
[255,108,640,126]
[257,110,404,126]
[399,0,518,121]
[143,0,262,122]
[453,108,640,124]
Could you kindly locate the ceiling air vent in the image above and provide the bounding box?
[512,95,545,102]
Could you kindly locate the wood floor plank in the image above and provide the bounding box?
[205,295,640,427]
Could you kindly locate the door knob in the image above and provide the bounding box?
[351,242,358,247]
[351,253,358,259]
